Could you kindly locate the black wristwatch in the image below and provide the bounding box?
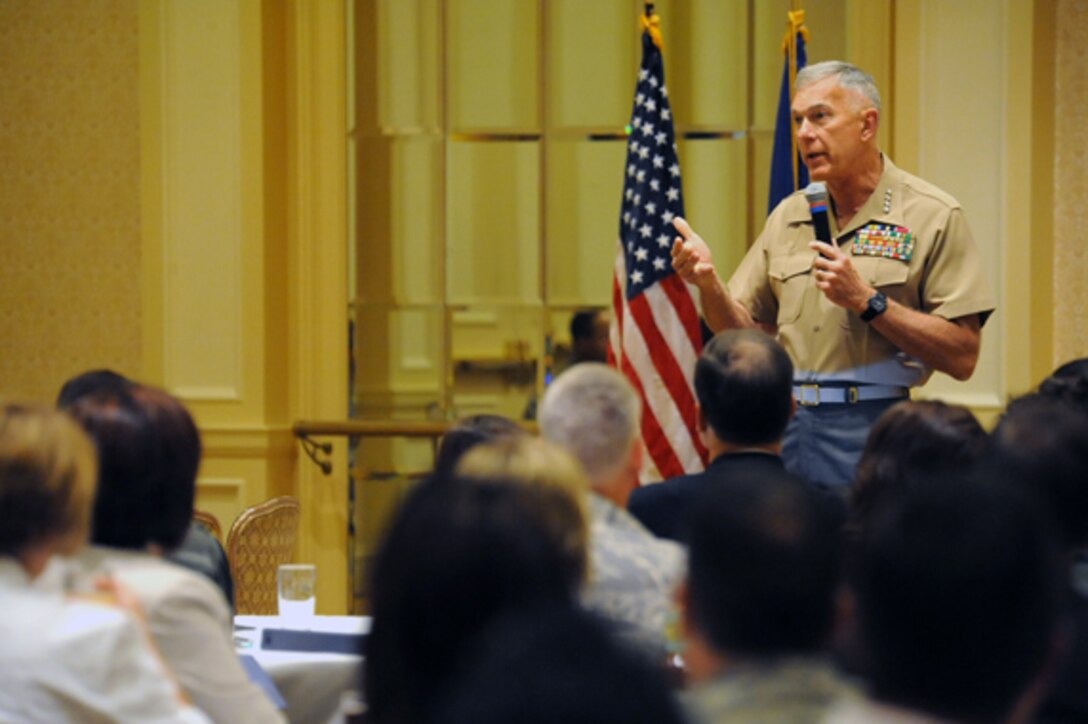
[860,291,888,322]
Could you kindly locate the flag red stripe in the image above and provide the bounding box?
[659,274,703,350]
[619,351,685,479]
[628,292,707,463]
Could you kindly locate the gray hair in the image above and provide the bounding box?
[795,60,882,113]
[539,363,640,490]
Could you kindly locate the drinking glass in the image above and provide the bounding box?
[277,563,316,621]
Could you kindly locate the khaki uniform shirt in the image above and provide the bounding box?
[728,156,995,388]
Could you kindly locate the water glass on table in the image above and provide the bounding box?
[277,563,316,622]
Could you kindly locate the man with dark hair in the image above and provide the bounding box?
[568,308,610,366]
[682,470,853,722]
[628,329,800,542]
[831,473,1063,723]
[991,392,1088,722]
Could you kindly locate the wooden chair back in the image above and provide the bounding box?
[192,509,223,542]
[226,496,302,615]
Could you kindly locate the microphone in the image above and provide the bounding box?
[804,182,833,245]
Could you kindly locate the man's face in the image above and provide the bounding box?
[791,76,874,185]
[589,312,611,362]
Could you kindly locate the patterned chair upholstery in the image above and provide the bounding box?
[192,509,223,542]
[226,496,301,615]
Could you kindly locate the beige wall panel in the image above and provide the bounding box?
[751,0,791,130]
[447,141,541,303]
[845,0,893,152]
[680,138,749,277]
[1054,0,1088,365]
[750,133,774,235]
[904,0,1004,409]
[0,0,141,402]
[545,139,626,305]
[357,137,443,305]
[159,1,244,401]
[448,0,539,131]
[374,0,441,132]
[196,427,298,540]
[683,0,748,129]
[546,0,635,128]
[805,0,848,63]
[392,139,444,303]
[450,304,540,420]
[355,306,444,398]
[451,305,542,361]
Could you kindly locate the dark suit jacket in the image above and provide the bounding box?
[628,451,791,543]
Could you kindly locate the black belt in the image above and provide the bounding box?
[793,383,909,407]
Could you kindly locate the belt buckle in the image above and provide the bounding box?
[848,386,860,404]
[798,384,820,406]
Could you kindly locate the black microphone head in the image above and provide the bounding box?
[804,181,829,205]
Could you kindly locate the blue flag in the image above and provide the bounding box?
[767,11,809,215]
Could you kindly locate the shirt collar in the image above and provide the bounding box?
[783,155,906,237]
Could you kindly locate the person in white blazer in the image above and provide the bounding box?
[61,382,285,724]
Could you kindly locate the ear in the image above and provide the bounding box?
[696,403,708,433]
[789,395,798,420]
[860,107,880,142]
[625,436,645,479]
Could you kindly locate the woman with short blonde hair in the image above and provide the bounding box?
[0,403,205,722]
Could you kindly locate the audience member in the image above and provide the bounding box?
[63,384,285,723]
[539,362,685,656]
[0,403,206,722]
[831,472,1063,723]
[682,469,854,723]
[363,442,588,724]
[991,393,1088,723]
[991,393,1088,551]
[568,308,611,366]
[431,413,524,482]
[1040,357,1088,413]
[628,329,805,542]
[846,400,986,542]
[433,603,687,724]
[58,369,234,606]
[453,436,590,575]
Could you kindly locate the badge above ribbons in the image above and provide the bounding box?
[853,223,914,262]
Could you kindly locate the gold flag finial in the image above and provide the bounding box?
[642,6,664,51]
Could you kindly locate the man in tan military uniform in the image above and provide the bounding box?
[671,61,995,487]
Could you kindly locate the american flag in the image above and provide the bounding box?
[609,23,708,483]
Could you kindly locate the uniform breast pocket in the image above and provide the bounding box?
[844,256,911,330]
[768,253,815,325]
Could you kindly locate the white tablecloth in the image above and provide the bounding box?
[235,615,368,724]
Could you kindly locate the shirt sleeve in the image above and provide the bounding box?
[918,207,996,326]
[148,574,286,723]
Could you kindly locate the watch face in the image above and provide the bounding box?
[862,291,887,321]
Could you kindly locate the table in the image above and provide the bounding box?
[235,615,369,724]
